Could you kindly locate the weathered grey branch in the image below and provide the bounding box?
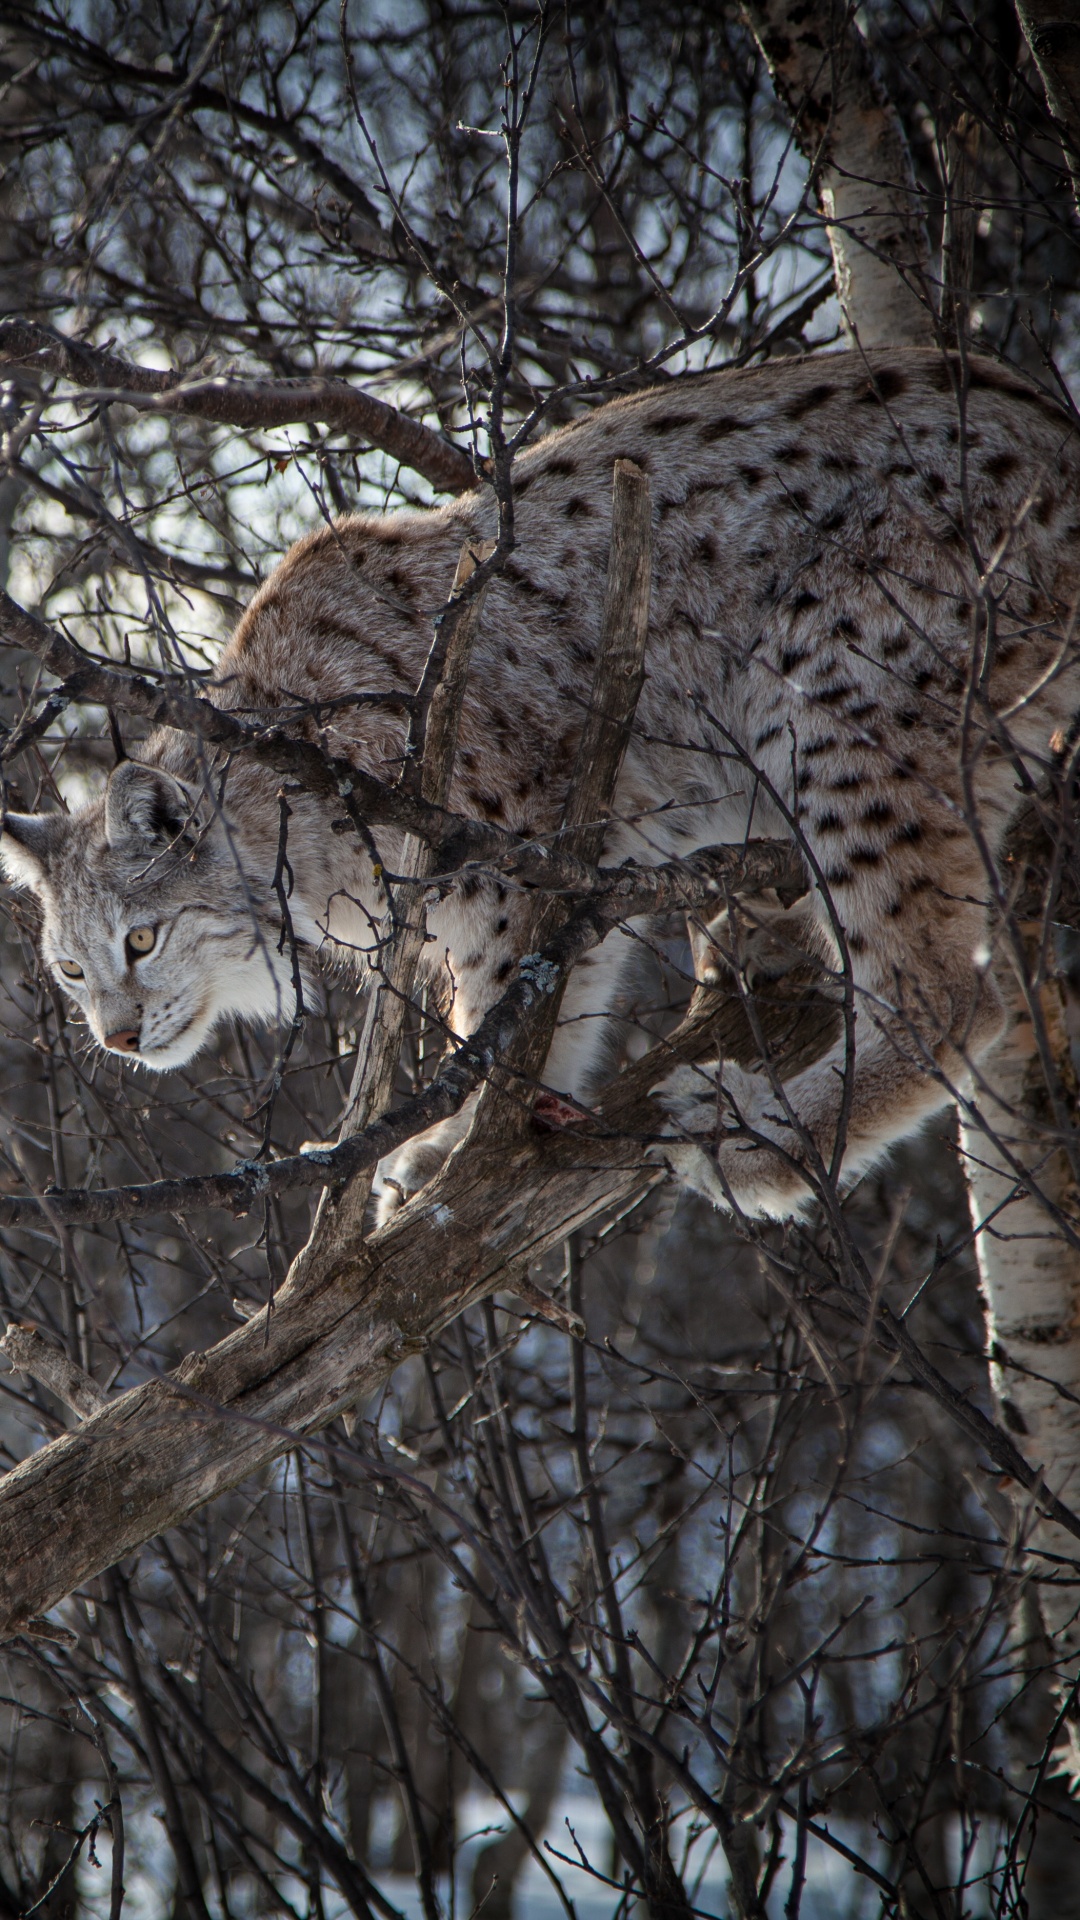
[1014,0,1080,216]
[0,936,1077,1638]
[0,1324,106,1419]
[0,319,477,495]
[743,0,934,346]
[482,456,653,1111]
[308,537,498,1255]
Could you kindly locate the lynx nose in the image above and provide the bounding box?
[104,1027,141,1054]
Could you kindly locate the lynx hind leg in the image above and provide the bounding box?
[688,890,834,990]
[658,889,1003,1219]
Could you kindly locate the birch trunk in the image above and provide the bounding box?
[1014,0,1080,217]
[959,949,1080,1659]
[742,0,934,346]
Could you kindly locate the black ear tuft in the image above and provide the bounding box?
[0,812,67,889]
[104,762,195,848]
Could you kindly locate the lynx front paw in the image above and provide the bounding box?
[371,1103,479,1230]
[372,1137,453,1228]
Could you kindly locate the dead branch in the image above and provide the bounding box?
[0,320,477,496]
[0,1325,105,1419]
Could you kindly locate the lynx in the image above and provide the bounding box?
[2,349,1078,1220]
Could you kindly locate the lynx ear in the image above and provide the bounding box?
[0,812,67,890]
[104,762,196,848]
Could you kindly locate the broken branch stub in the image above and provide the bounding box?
[483,456,653,1114]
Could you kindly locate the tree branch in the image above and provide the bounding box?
[0,320,477,496]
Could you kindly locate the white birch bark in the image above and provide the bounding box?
[959,951,1080,1660]
[742,0,935,346]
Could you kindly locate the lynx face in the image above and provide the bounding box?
[0,762,298,1071]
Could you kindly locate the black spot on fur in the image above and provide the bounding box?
[780,645,811,674]
[738,464,764,489]
[857,367,908,404]
[785,382,836,420]
[816,810,844,833]
[774,440,809,465]
[468,789,506,819]
[755,723,783,749]
[790,590,820,615]
[985,450,1019,482]
[699,414,746,441]
[564,497,592,520]
[648,411,696,434]
[495,957,515,981]
[544,456,579,478]
[862,799,893,824]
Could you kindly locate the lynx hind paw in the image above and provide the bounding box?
[647,1059,807,1217]
[649,1058,764,1134]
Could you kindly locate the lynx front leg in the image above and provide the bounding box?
[372,919,640,1228]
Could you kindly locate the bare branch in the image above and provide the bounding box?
[0,320,478,495]
[0,1324,106,1419]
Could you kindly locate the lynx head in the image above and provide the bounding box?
[0,761,299,1070]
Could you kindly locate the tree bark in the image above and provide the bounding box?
[1014,0,1080,217]
[742,0,934,346]
[959,947,1080,1660]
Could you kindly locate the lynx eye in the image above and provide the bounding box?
[126,925,157,959]
[57,958,84,981]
